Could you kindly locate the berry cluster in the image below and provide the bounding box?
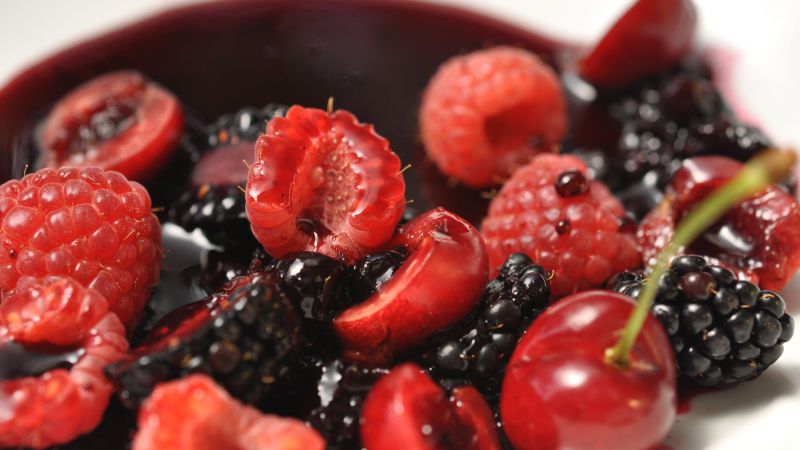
[4,1,800,448]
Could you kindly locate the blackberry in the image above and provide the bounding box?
[107,272,304,410]
[418,253,550,398]
[272,252,351,339]
[350,246,410,303]
[206,103,288,148]
[167,184,255,248]
[166,103,287,247]
[612,255,794,387]
[302,357,387,450]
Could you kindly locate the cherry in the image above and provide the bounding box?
[578,0,697,89]
[360,363,500,450]
[334,208,488,366]
[639,156,800,290]
[500,291,677,450]
[40,71,184,181]
[501,150,795,450]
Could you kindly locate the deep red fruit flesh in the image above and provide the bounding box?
[420,46,567,188]
[133,375,325,450]
[501,291,676,450]
[578,0,697,89]
[191,141,254,187]
[334,208,488,365]
[0,277,128,449]
[638,156,800,290]
[40,71,184,181]
[246,106,406,264]
[361,363,500,450]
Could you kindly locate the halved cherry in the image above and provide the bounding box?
[40,71,184,181]
[333,208,488,366]
[578,0,697,89]
[638,156,800,290]
[360,363,500,450]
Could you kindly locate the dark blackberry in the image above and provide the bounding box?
[272,252,351,339]
[418,253,550,398]
[302,357,387,450]
[612,255,794,386]
[206,103,288,148]
[350,246,410,302]
[107,272,304,410]
[165,103,287,247]
[167,184,255,248]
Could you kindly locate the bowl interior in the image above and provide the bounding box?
[0,0,565,223]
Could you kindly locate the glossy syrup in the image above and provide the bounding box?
[0,341,85,381]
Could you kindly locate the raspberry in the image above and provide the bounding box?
[419,46,566,188]
[0,166,162,330]
[39,71,184,181]
[132,374,325,450]
[481,154,640,297]
[245,106,406,263]
[612,255,794,386]
[0,277,128,448]
[107,272,303,410]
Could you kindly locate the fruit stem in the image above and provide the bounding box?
[605,149,797,369]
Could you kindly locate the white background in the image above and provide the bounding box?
[0,1,797,449]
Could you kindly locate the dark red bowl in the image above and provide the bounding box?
[0,0,569,223]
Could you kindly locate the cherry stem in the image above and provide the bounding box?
[605,149,797,369]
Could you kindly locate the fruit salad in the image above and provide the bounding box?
[0,1,796,449]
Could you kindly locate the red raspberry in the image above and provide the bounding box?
[246,106,406,263]
[133,374,325,450]
[481,154,640,297]
[40,71,184,181]
[419,46,567,188]
[0,166,162,330]
[0,277,127,449]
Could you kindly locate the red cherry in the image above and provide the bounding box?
[334,208,488,365]
[639,156,800,290]
[501,291,676,450]
[361,363,500,450]
[578,0,697,89]
[40,71,184,181]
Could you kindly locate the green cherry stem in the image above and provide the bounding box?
[605,148,797,369]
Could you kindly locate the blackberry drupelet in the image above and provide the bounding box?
[418,253,550,398]
[302,357,387,450]
[107,272,304,410]
[350,246,410,303]
[272,252,351,339]
[612,255,794,387]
